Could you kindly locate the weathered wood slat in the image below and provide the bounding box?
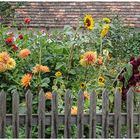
[0,90,6,138]
[89,91,96,138]
[12,91,19,138]
[127,88,133,138]
[4,113,140,126]
[25,90,32,138]
[77,90,84,138]
[38,89,45,138]
[51,91,58,138]
[114,89,122,138]
[102,89,109,138]
[64,90,71,138]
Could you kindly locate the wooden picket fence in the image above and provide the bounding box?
[0,88,139,138]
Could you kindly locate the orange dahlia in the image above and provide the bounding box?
[71,106,78,115]
[21,73,32,88]
[45,92,52,100]
[81,51,97,65]
[0,52,10,64]
[0,63,7,72]
[19,49,31,59]
[32,64,50,73]
[84,91,90,100]
[97,56,103,65]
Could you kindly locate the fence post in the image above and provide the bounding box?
[51,91,58,138]
[38,89,45,138]
[26,90,32,138]
[89,91,96,138]
[64,89,71,138]
[77,90,84,138]
[127,88,133,138]
[0,90,6,138]
[114,89,122,138]
[102,89,109,138]
[12,91,19,138]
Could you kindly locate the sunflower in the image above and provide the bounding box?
[7,58,16,70]
[21,73,32,88]
[19,49,31,59]
[45,92,52,100]
[117,87,122,93]
[103,18,111,23]
[80,83,86,89]
[84,15,94,30]
[98,76,105,86]
[71,106,78,115]
[55,71,62,77]
[81,51,97,65]
[100,24,110,38]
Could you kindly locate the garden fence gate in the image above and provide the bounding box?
[0,88,139,138]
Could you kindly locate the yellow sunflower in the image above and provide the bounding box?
[80,83,86,89]
[98,76,105,86]
[103,18,111,23]
[100,24,110,38]
[84,15,94,30]
[55,71,62,77]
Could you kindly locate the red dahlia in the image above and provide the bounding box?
[19,34,23,39]
[24,18,31,24]
[5,37,14,45]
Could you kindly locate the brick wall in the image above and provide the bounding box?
[4,2,140,28]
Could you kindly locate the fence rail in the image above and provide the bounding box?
[0,88,139,138]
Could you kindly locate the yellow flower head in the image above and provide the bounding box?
[98,76,105,86]
[103,49,109,56]
[103,18,111,23]
[45,92,52,100]
[84,91,90,100]
[7,58,16,70]
[84,15,94,30]
[55,71,62,77]
[71,106,78,115]
[21,73,32,88]
[80,83,86,89]
[0,52,10,64]
[32,64,50,73]
[19,49,31,59]
[82,51,97,65]
[79,59,86,67]
[100,24,110,38]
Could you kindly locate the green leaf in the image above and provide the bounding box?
[124,63,133,87]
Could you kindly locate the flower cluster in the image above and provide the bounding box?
[80,51,97,66]
[0,52,16,72]
[32,64,50,73]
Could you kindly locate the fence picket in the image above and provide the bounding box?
[89,91,96,138]
[114,89,122,138]
[102,89,109,138]
[26,90,32,138]
[51,91,58,138]
[64,90,71,138]
[0,90,6,138]
[127,88,133,138]
[12,91,19,138]
[38,89,45,138]
[77,90,84,138]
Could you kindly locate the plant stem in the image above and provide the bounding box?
[100,37,103,55]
